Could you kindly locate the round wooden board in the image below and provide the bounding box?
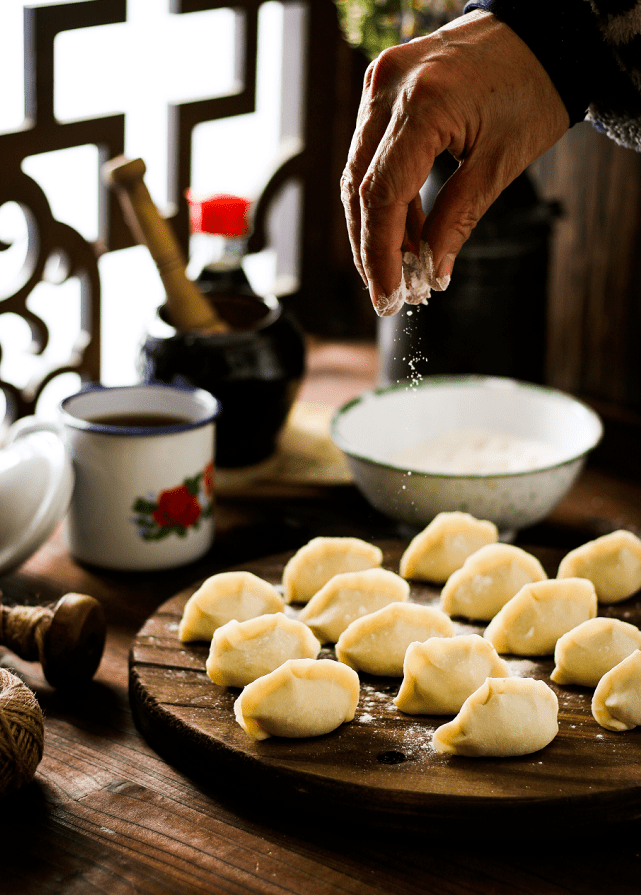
[129,540,641,834]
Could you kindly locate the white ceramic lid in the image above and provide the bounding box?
[0,427,74,574]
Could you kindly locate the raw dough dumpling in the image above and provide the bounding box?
[557,530,641,604]
[440,543,548,621]
[206,613,321,688]
[179,571,284,642]
[551,617,641,688]
[592,650,641,731]
[282,536,383,605]
[298,569,410,643]
[483,578,597,656]
[298,567,410,644]
[399,511,498,584]
[432,676,559,757]
[233,658,360,740]
[335,602,454,677]
[394,634,511,715]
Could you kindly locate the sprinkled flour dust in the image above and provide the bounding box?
[380,248,434,389]
[379,253,563,478]
[355,680,440,761]
[400,343,429,390]
[396,310,429,392]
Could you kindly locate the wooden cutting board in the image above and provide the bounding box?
[129,540,641,834]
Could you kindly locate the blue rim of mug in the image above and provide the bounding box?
[61,383,220,436]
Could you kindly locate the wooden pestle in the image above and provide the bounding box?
[102,156,227,333]
[0,593,106,688]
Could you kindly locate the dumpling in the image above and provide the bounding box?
[233,658,360,740]
[432,676,559,757]
[399,511,498,584]
[282,536,383,605]
[394,634,511,714]
[440,543,548,621]
[557,530,641,604]
[592,650,641,731]
[179,571,284,642]
[483,578,597,656]
[551,617,641,688]
[335,602,454,677]
[206,613,321,687]
[298,567,410,644]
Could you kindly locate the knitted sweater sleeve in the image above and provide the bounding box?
[463,0,641,151]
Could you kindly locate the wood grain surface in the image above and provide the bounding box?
[130,539,641,835]
[6,343,641,895]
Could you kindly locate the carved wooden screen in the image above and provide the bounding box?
[0,0,367,430]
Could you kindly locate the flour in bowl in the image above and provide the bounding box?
[393,427,563,475]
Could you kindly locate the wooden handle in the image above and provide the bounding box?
[102,156,226,333]
[0,593,106,688]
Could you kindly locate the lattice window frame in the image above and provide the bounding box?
[0,0,367,428]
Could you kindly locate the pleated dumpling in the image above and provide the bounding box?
[206,613,321,687]
[399,512,498,584]
[557,530,641,604]
[282,536,383,605]
[394,634,511,715]
[551,617,641,688]
[483,578,597,656]
[233,658,360,740]
[298,567,410,644]
[557,530,641,603]
[440,543,548,621]
[432,677,559,757]
[592,650,641,731]
[335,602,453,677]
[179,571,284,642]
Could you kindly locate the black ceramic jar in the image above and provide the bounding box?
[139,293,306,468]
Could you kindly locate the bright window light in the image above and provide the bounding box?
[0,0,286,420]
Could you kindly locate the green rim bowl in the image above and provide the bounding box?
[331,375,603,533]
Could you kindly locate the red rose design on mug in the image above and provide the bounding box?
[152,485,201,528]
[132,462,214,540]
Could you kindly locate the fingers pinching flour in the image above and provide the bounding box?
[375,241,450,317]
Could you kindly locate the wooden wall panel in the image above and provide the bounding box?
[531,122,641,474]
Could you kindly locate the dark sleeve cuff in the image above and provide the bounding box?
[463,0,614,126]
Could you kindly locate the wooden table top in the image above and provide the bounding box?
[2,341,641,894]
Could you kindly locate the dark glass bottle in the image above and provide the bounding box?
[139,194,306,468]
[185,192,256,299]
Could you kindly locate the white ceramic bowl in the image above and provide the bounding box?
[331,375,603,534]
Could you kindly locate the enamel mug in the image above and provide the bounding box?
[59,383,219,571]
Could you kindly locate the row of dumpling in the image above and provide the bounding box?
[400,510,641,614]
[177,518,641,750]
[282,516,641,734]
[177,536,411,743]
[176,534,547,753]
[280,526,569,755]
[401,511,641,737]
[176,559,558,755]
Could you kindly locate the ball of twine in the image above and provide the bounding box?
[0,668,44,795]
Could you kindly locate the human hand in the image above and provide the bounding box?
[340,10,570,316]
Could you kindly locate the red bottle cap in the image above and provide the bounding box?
[186,192,252,237]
